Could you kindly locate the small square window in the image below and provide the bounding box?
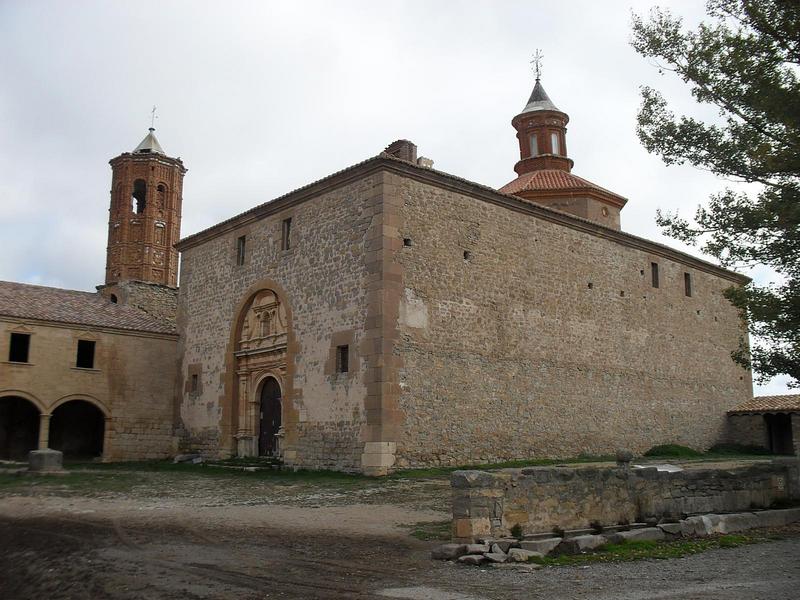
[336,345,349,373]
[76,340,96,369]
[281,217,292,251]
[651,262,660,288]
[236,235,246,266]
[684,272,692,297]
[8,333,30,363]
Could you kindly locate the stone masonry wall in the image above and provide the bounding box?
[177,176,377,469]
[0,317,177,460]
[394,177,752,467]
[451,460,800,540]
[726,414,769,450]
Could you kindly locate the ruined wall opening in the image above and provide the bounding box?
[0,396,40,460]
[765,413,794,455]
[49,400,105,459]
[132,179,147,214]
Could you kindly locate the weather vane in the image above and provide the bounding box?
[150,105,158,129]
[530,49,544,80]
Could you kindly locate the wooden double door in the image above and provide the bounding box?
[258,377,282,456]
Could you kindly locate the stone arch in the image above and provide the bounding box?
[222,278,298,459]
[0,389,46,414]
[0,392,42,460]
[51,393,110,417]
[49,398,107,459]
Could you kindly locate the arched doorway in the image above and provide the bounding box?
[232,288,288,457]
[259,378,282,456]
[0,396,40,460]
[49,400,105,459]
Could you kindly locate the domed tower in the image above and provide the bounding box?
[500,72,627,230]
[105,128,186,286]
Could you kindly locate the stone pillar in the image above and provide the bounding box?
[37,414,51,450]
[102,417,113,462]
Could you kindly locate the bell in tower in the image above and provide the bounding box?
[105,127,187,287]
[500,53,627,230]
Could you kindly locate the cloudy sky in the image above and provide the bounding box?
[0,1,790,394]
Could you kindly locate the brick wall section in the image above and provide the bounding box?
[394,176,752,467]
[176,177,376,469]
[0,317,177,460]
[451,461,800,539]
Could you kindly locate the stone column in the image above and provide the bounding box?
[37,414,51,450]
[102,417,113,462]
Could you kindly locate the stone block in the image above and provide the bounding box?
[457,554,487,566]
[555,535,606,555]
[431,544,467,560]
[680,516,713,537]
[755,508,800,528]
[491,539,518,553]
[657,523,683,536]
[483,552,507,563]
[606,527,664,544]
[507,548,542,563]
[716,513,760,534]
[464,543,490,555]
[28,449,64,473]
[519,537,562,555]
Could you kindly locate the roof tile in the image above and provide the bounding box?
[729,394,800,414]
[0,281,176,335]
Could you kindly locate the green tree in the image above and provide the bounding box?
[631,0,799,387]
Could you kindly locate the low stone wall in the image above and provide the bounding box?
[451,459,800,540]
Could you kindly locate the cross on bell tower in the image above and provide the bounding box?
[104,126,187,287]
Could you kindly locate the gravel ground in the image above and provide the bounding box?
[0,467,798,599]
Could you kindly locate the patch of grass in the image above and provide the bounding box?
[392,455,616,479]
[707,443,772,456]
[406,520,452,541]
[643,444,703,458]
[530,534,763,567]
[67,460,371,483]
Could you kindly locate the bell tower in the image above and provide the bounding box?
[105,128,186,287]
[500,57,627,230]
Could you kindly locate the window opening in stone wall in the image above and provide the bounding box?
[336,345,349,373]
[684,272,692,297]
[403,238,413,247]
[651,262,659,288]
[76,340,96,369]
[8,333,30,363]
[551,132,560,155]
[529,134,538,157]
[236,235,246,266]
[132,179,147,214]
[110,294,118,304]
[463,250,472,261]
[191,374,198,393]
[281,217,292,251]
[156,184,166,209]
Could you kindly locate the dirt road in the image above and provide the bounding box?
[0,468,798,599]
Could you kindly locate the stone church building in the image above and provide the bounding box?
[1,77,753,473]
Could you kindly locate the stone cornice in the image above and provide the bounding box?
[0,315,179,340]
[176,156,748,285]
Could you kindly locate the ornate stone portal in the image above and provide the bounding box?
[233,289,288,457]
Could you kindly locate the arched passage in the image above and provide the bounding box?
[258,377,282,456]
[49,400,105,459]
[0,396,40,460]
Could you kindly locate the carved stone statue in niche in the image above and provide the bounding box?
[237,290,287,353]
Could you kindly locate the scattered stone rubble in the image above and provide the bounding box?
[432,507,800,566]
